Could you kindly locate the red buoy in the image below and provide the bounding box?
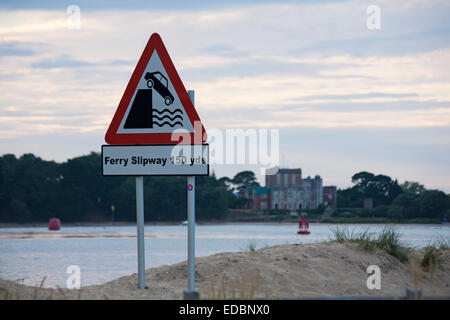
[48,218,61,231]
[297,216,310,235]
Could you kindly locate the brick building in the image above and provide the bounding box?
[265,168,302,190]
[323,186,337,208]
[266,168,303,211]
[302,175,323,209]
[245,187,271,210]
[240,168,327,211]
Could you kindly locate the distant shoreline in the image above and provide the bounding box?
[0,221,447,228]
[0,221,299,228]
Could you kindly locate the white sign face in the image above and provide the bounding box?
[102,145,209,176]
[117,51,194,134]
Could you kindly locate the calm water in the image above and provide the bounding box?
[0,224,448,288]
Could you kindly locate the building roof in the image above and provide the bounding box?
[265,167,301,175]
[248,187,271,195]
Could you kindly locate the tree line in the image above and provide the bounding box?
[0,153,448,223]
[0,153,257,223]
[337,171,450,221]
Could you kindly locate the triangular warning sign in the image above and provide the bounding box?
[105,33,207,145]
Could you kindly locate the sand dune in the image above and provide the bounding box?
[1,242,449,299]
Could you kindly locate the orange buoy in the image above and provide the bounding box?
[297,216,310,235]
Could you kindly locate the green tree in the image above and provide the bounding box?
[419,190,449,219]
[0,152,237,223]
[387,205,404,220]
[232,171,260,192]
[337,187,363,208]
[351,171,376,193]
[351,171,403,206]
[373,205,389,217]
[393,193,420,218]
[9,198,31,223]
[0,153,61,222]
[218,177,233,191]
[401,181,425,197]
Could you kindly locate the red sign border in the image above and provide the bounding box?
[105,33,207,145]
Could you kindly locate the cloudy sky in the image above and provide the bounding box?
[0,0,449,191]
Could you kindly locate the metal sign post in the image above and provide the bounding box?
[135,176,146,289]
[183,90,199,299]
[187,176,196,291]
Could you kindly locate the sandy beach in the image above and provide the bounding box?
[1,242,449,299]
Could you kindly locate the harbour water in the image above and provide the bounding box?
[0,223,448,288]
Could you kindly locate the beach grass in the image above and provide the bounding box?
[329,225,409,262]
[420,235,449,272]
[432,235,449,250]
[421,246,443,271]
[205,274,276,300]
[241,238,257,252]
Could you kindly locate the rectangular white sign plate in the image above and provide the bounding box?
[102,144,209,176]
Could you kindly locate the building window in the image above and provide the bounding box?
[284,174,288,187]
[261,202,267,209]
[291,174,296,186]
[276,173,280,187]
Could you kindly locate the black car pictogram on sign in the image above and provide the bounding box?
[144,71,174,106]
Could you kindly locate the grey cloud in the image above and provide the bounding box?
[31,55,94,69]
[197,44,249,58]
[0,41,38,56]
[108,59,134,66]
[30,56,134,69]
[295,28,450,57]
[281,100,450,112]
[0,0,345,11]
[279,126,450,166]
[299,92,419,101]
[181,58,325,80]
